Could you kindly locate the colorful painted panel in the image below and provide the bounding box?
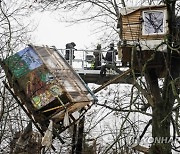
[17,47,43,70]
[4,47,43,78]
[4,54,30,78]
[15,63,64,110]
[18,65,48,97]
[4,45,97,113]
[32,84,63,109]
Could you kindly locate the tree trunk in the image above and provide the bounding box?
[76,116,85,154]
[150,99,173,154]
[71,116,85,154]
[148,1,177,153]
[146,69,174,154]
[72,124,77,154]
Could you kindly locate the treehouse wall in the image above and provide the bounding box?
[2,45,97,131]
[119,6,180,78]
[122,10,141,41]
[121,6,167,41]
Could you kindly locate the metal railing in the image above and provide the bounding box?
[55,48,121,70]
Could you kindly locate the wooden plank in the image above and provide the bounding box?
[51,101,92,123]
[122,10,141,40]
[123,30,140,34]
[123,27,140,31]
[93,69,132,94]
[122,34,140,40]
[123,34,165,40]
[123,19,141,24]
[123,22,141,26]
[122,13,141,19]
[122,32,140,36]
[141,34,166,40]
[122,35,140,38]
[122,26,140,31]
[122,11,141,23]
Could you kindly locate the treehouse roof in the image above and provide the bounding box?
[120,5,166,16]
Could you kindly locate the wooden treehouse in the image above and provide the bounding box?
[1,44,97,147]
[118,5,180,77]
[0,43,133,151]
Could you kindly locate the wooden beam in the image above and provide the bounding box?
[93,69,131,94]
[3,81,58,151]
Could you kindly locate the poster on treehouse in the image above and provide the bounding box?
[4,47,64,110]
[4,47,43,78]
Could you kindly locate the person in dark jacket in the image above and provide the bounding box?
[65,42,76,60]
[105,43,117,64]
[93,44,103,70]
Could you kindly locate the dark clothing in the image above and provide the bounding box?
[93,50,103,70]
[94,57,101,70]
[65,43,76,60]
[100,65,106,77]
[105,47,117,63]
[105,52,113,62]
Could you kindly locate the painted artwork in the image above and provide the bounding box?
[143,10,165,35]
[4,46,64,110]
[4,54,30,78]
[16,64,60,109]
[4,47,43,78]
[32,84,63,109]
[18,47,43,70]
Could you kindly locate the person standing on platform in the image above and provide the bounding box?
[65,42,76,60]
[100,43,118,77]
[93,44,103,70]
[105,43,118,64]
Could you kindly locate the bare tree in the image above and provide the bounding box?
[32,1,180,154]
[0,1,39,153]
[1,0,179,154]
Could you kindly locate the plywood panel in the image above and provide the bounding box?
[122,10,141,41]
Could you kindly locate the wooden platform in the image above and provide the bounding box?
[75,68,133,85]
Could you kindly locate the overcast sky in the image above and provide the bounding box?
[28,1,162,50]
[30,11,100,50]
